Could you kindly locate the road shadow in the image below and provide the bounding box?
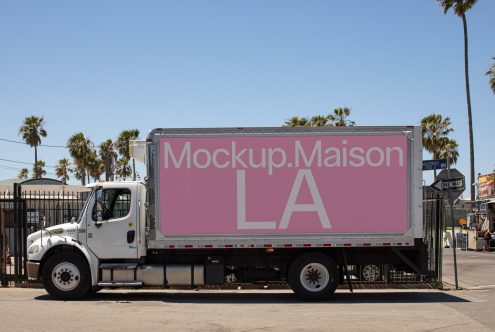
[34,290,469,304]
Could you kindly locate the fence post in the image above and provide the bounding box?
[0,203,6,287]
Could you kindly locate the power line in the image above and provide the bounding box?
[0,138,66,148]
[0,158,57,168]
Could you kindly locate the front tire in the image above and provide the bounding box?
[288,253,339,301]
[42,252,91,300]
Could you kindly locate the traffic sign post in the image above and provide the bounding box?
[431,167,465,290]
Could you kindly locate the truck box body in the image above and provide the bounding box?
[146,126,423,249]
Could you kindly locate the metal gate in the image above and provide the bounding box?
[1,184,26,285]
[1,183,88,286]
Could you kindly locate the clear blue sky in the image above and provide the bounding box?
[0,1,494,197]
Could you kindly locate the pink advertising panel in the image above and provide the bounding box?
[159,135,408,235]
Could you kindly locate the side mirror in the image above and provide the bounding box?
[95,189,104,227]
[39,216,46,229]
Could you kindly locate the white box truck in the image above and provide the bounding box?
[26,126,425,301]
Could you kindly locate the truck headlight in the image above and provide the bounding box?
[28,245,40,255]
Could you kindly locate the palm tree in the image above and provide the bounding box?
[55,158,72,184]
[438,138,459,165]
[284,116,309,127]
[32,160,46,178]
[18,168,29,179]
[99,139,117,181]
[309,115,329,127]
[87,150,104,182]
[115,157,132,180]
[73,166,85,184]
[67,132,93,185]
[438,0,477,202]
[116,129,140,180]
[19,116,47,178]
[487,57,495,94]
[327,107,355,127]
[421,114,455,178]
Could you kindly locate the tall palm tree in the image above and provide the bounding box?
[67,132,93,185]
[32,160,46,178]
[55,158,72,184]
[438,0,477,202]
[327,107,355,127]
[19,116,47,178]
[99,139,117,181]
[18,168,29,179]
[284,116,309,127]
[115,157,132,181]
[487,57,495,94]
[116,129,140,181]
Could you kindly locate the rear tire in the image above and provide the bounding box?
[42,252,91,300]
[288,253,339,301]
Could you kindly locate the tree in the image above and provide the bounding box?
[67,132,93,185]
[19,116,47,179]
[99,139,117,181]
[487,57,495,94]
[309,115,329,127]
[116,129,140,181]
[115,157,132,180]
[438,0,477,202]
[87,150,104,182]
[32,160,46,178]
[438,138,459,165]
[327,107,355,127]
[55,158,72,184]
[421,114,455,177]
[18,168,29,179]
[284,116,309,127]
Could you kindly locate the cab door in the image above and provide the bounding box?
[86,184,138,259]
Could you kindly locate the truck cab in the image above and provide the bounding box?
[26,181,146,298]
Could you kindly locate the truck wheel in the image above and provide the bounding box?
[42,252,90,300]
[359,264,381,282]
[288,253,339,301]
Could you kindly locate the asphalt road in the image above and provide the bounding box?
[0,249,493,331]
[0,287,493,331]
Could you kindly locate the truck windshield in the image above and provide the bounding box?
[76,188,95,224]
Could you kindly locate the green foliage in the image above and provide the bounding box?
[487,57,495,94]
[18,168,29,179]
[32,160,46,178]
[115,158,132,180]
[421,114,458,165]
[19,115,47,178]
[284,107,355,127]
[55,158,72,184]
[437,0,477,16]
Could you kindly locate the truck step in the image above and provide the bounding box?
[99,263,137,270]
[97,281,143,287]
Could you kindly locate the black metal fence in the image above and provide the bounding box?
[1,184,444,287]
[0,184,88,285]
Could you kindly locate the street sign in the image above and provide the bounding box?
[422,159,447,171]
[431,177,465,191]
[431,168,465,204]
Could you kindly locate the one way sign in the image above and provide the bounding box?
[431,168,465,204]
[431,177,465,191]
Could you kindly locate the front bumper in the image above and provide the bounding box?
[26,261,40,280]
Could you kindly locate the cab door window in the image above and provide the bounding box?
[92,188,131,221]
